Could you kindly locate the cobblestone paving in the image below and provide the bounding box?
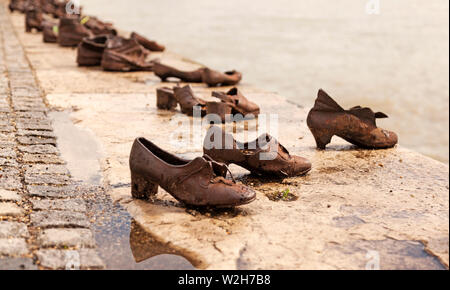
[0,5,104,270]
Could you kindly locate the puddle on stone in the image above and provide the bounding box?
[50,110,198,269]
[86,193,198,270]
[48,111,103,185]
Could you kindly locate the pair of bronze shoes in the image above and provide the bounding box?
[307,90,398,149]
[57,15,117,47]
[9,0,26,13]
[156,85,259,122]
[153,63,242,87]
[25,5,43,32]
[129,128,311,207]
[76,34,163,71]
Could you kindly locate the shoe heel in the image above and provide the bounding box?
[131,172,158,200]
[156,88,177,110]
[25,23,32,32]
[309,127,333,149]
[206,102,232,123]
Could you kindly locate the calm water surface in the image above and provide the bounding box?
[84,0,449,163]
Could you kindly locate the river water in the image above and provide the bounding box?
[83,0,449,163]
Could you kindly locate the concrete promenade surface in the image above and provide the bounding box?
[0,1,449,270]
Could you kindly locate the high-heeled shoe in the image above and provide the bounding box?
[9,0,26,13]
[42,19,58,43]
[101,37,157,72]
[156,87,178,110]
[307,89,398,149]
[153,62,205,83]
[131,32,165,52]
[203,126,312,178]
[25,6,43,32]
[84,16,117,36]
[173,85,207,116]
[201,68,242,87]
[57,15,94,47]
[129,137,256,207]
[209,88,260,121]
[77,34,112,66]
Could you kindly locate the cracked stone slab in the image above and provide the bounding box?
[36,249,104,269]
[0,203,24,217]
[17,136,57,146]
[18,144,59,155]
[0,189,21,202]
[24,164,69,175]
[26,185,79,198]
[16,122,53,131]
[0,257,37,270]
[0,222,29,238]
[38,228,95,248]
[0,175,22,191]
[24,173,70,185]
[15,111,46,119]
[0,148,16,159]
[0,125,14,133]
[13,105,47,112]
[30,210,90,228]
[31,198,86,213]
[17,129,56,138]
[20,153,65,164]
[0,157,17,167]
[0,238,28,257]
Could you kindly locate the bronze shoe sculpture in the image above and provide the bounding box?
[173,85,207,116]
[129,137,256,207]
[207,88,260,122]
[84,16,117,36]
[307,89,398,149]
[204,126,312,178]
[153,62,205,83]
[58,15,94,47]
[40,0,56,15]
[25,6,43,32]
[131,32,165,52]
[42,19,58,43]
[101,37,156,72]
[76,34,111,66]
[9,0,26,13]
[201,68,242,87]
[156,87,178,110]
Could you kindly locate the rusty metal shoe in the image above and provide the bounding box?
[40,0,56,15]
[42,19,58,43]
[210,88,260,120]
[204,126,312,178]
[58,15,94,47]
[307,89,398,149]
[76,34,112,66]
[131,32,165,52]
[129,137,256,207]
[201,68,242,87]
[9,0,26,13]
[101,37,156,72]
[173,85,207,116]
[25,6,43,32]
[156,87,178,110]
[153,62,205,83]
[84,16,117,36]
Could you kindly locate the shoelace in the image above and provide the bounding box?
[176,155,236,187]
[203,154,236,183]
